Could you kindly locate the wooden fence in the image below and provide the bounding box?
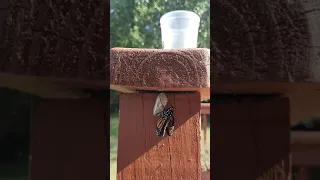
[200,103,320,179]
[291,132,320,179]
[200,103,210,146]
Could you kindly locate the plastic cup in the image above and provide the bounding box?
[160,10,200,49]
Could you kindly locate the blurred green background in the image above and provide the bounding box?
[110,0,210,179]
[109,0,210,114]
[2,0,320,179]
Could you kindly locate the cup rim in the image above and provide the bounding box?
[160,10,200,26]
[160,24,200,32]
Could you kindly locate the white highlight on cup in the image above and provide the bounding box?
[160,10,200,49]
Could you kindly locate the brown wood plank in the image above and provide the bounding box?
[287,90,320,126]
[117,92,201,180]
[202,115,207,146]
[297,167,309,180]
[170,93,201,180]
[291,144,320,166]
[29,99,108,180]
[140,93,169,180]
[252,97,290,180]
[211,97,290,180]
[117,93,172,180]
[0,0,107,79]
[211,0,320,84]
[291,132,320,144]
[200,103,210,115]
[110,85,210,101]
[110,48,210,89]
[211,100,256,180]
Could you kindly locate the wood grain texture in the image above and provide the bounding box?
[211,97,290,180]
[110,48,210,89]
[0,0,108,80]
[296,167,309,180]
[291,144,320,166]
[211,0,320,91]
[290,133,320,167]
[286,90,320,125]
[200,103,210,115]
[29,99,108,180]
[252,98,290,180]
[291,132,320,144]
[117,92,201,180]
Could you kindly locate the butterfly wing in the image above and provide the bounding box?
[156,116,169,137]
[166,115,175,136]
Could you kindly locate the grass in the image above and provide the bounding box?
[110,114,120,180]
[110,114,210,180]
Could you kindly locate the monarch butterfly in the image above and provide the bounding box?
[156,106,175,137]
[154,93,175,137]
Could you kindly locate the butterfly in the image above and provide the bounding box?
[154,93,175,137]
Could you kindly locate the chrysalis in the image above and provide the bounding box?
[153,92,175,137]
[153,92,168,116]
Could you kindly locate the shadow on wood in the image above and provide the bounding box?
[29,99,109,180]
[211,97,290,180]
[292,144,320,166]
[117,92,201,180]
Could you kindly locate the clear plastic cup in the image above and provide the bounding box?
[160,10,200,49]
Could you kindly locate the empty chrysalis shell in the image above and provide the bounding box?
[153,92,168,116]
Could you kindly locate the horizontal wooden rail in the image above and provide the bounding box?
[200,103,210,115]
[200,103,210,147]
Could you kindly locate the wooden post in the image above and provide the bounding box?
[291,142,320,166]
[297,167,309,180]
[202,115,207,146]
[211,96,290,180]
[110,48,210,180]
[29,99,108,180]
[117,92,201,180]
[200,103,210,146]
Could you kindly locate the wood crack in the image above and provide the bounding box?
[27,1,50,74]
[50,0,80,76]
[78,2,105,78]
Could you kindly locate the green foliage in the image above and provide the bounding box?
[201,98,210,103]
[291,117,320,130]
[110,0,210,48]
[109,90,119,113]
[110,0,210,112]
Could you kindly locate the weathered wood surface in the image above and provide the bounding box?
[29,99,108,180]
[117,92,201,180]
[291,132,320,144]
[296,167,309,180]
[211,97,290,180]
[110,48,210,100]
[286,90,320,125]
[200,103,210,115]
[0,0,108,97]
[291,143,320,166]
[213,90,320,126]
[200,103,209,146]
[211,0,320,93]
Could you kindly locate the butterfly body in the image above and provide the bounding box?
[156,107,175,137]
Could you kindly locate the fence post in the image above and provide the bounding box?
[110,48,210,180]
[29,99,108,180]
[200,103,210,146]
[297,167,309,180]
[211,96,290,179]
